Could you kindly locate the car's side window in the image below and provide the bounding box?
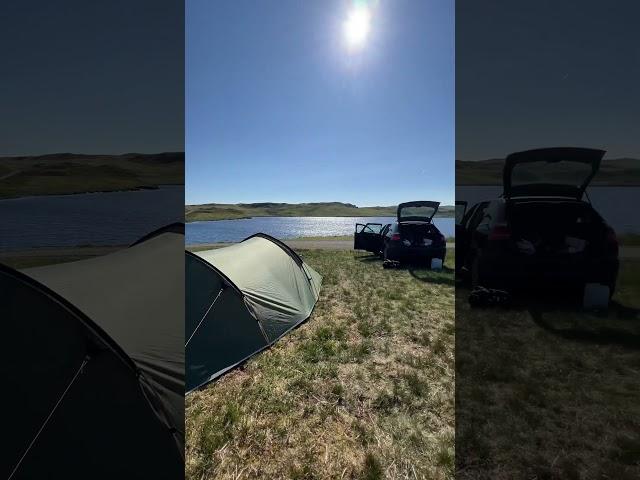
[469,203,489,230]
[461,204,478,227]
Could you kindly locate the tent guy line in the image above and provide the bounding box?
[9,356,90,480]
[185,287,224,347]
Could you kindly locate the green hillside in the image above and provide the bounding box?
[186,202,455,222]
[457,158,640,185]
[0,152,184,199]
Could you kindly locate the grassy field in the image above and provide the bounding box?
[186,249,455,479]
[456,158,640,185]
[0,152,183,199]
[185,202,456,222]
[456,259,640,479]
[619,233,640,246]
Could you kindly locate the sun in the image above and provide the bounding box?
[343,5,371,51]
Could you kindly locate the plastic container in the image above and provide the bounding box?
[583,283,610,309]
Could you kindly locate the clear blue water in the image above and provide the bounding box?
[0,186,184,250]
[186,216,456,244]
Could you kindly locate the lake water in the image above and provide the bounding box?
[186,216,456,244]
[0,186,184,250]
[457,186,640,234]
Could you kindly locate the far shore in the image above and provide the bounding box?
[185,213,456,223]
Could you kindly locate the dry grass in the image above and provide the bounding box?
[186,249,455,479]
[456,260,640,479]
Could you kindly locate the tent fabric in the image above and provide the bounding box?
[2,228,184,479]
[186,233,322,392]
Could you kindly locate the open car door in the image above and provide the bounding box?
[354,223,383,253]
[503,147,604,199]
[456,201,489,272]
[455,201,468,225]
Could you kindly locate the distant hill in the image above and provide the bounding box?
[457,158,640,185]
[0,152,183,199]
[186,202,455,222]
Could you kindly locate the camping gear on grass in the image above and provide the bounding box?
[186,233,322,392]
[468,286,511,307]
[1,224,184,479]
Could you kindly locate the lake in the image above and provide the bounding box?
[0,186,184,250]
[457,186,640,234]
[186,216,456,244]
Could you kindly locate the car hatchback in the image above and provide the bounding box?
[354,201,446,264]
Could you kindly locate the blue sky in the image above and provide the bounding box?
[186,0,454,206]
[1,0,183,155]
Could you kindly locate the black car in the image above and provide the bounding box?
[354,201,446,264]
[456,147,619,295]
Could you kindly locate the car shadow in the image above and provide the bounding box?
[525,300,640,349]
[355,252,456,286]
[473,289,640,349]
[356,253,383,263]
[407,266,456,286]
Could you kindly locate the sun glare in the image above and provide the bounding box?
[343,6,371,51]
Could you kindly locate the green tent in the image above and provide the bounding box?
[1,225,184,479]
[186,233,322,392]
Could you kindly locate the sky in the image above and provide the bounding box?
[456,0,640,161]
[0,0,184,155]
[186,0,454,206]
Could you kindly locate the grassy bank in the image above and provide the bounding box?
[186,249,455,479]
[185,202,456,222]
[456,259,640,479]
[0,152,183,199]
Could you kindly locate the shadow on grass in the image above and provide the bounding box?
[356,254,383,263]
[355,253,456,286]
[527,299,640,349]
[408,267,456,286]
[463,285,640,349]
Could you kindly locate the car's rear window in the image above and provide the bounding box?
[399,205,436,220]
[511,161,593,188]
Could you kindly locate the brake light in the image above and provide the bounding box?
[391,233,401,241]
[488,224,511,241]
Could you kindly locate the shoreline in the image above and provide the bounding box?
[185,213,456,223]
[0,183,184,201]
